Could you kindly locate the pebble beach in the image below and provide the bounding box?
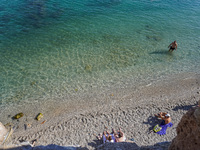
[1,1,200,149]
[1,72,199,149]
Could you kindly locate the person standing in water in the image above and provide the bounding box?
[168,41,178,51]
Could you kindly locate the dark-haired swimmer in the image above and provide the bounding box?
[168,41,178,51]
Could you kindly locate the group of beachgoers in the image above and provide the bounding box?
[97,127,126,143]
[96,111,173,144]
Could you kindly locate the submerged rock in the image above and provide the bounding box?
[85,65,92,71]
[13,113,24,119]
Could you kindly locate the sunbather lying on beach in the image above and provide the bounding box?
[96,128,126,143]
[96,130,115,143]
[102,130,115,143]
[112,128,126,142]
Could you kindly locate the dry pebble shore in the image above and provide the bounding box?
[2,73,200,149]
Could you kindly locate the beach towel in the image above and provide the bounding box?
[156,121,173,135]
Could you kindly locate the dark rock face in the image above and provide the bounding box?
[169,107,200,150]
[96,141,170,150]
[96,142,140,150]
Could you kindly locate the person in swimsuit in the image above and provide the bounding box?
[168,41,178,51]
[112,128,126,142]
[155,112,171,124]
[102,130,115,143]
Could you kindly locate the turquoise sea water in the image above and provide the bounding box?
[0,0,200,109]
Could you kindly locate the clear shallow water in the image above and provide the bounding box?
[0,0,200,107]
